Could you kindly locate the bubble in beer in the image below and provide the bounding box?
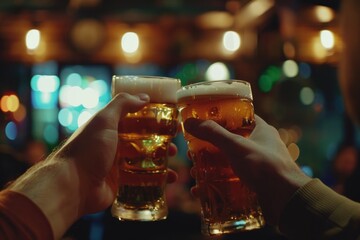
[209,106,219,117]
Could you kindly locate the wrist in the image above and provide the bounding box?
[258,165,312,225]
[8,159,81,239]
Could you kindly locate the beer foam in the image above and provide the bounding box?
[112,75,181,103]
[176,80,253,101]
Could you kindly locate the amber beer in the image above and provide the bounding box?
[111,75,181,221]
[177,80,265,235]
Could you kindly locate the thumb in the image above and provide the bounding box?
[97,93,150,128]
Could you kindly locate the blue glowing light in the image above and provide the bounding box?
[5,121,17,140]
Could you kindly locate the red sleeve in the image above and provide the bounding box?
[0,190,53,240]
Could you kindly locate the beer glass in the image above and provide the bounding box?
[176,80,265,235]
[111,75,181,221]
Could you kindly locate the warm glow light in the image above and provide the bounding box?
[312,38,327,59]
[13,104,27,122]
[196,11,233,29]
[25,29,41,50]
[314,6,335,23]
[288,143,300,161]
[205,62,230,81]
[247,0,274,18]
[1,95,9,112]
[121,32,139,53]
[223,31,241,52]
[6,94,20,112]
[320,30,335,49]
[283,41,296,59]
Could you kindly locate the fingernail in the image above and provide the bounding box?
[137,93,150,102]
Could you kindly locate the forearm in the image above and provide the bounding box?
[279,179,360,239]
[7,159,81,240]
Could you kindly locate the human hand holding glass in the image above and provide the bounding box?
[111,75,181,221]
[8,93,178,239]
[184,114,312,226]
[177,80,265,236]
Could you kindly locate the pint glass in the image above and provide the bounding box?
[111,75,181,221]
[177,80,265,235]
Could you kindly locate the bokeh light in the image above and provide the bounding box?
[121,32,139,53]
[205,62,230,81]
[258,65,282,93]
[320,30,335,50]
[282,60,299,78]
[58,68,110,133]
[13,104,27,122]
[5,121,17,140]
[314,6,335,23]
[300,87,315,105]
[299,62,312,79]
[288,143,300,161]
[82,88,99,109]
[78,110,93,127]
[0,95,9,112]
[58,108,73,127]
[25,29,41,50]
[31,75,60,92]
[223,31,241,52]
[66,73,82,86]
[6,95,20,112]
[301,165,314,177]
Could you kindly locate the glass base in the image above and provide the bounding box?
[202,215,265,236]
[111,203,168,221]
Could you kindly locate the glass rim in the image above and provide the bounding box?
[176,79,253,100]
[179,79,250,89]
[112,75,181,103]
[112,75,180,81]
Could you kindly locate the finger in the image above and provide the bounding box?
[63,93,150,150]
[169,143,177,157]
[167,169,178,183]
[251,115,283,145]
[105,93,150,123]
[183,118,253,155]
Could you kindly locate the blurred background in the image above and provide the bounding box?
[1,0,359,239]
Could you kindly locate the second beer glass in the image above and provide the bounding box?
[111,75,181,221]
[177,80,265,235]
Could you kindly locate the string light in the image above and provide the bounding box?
[25,29,41,50]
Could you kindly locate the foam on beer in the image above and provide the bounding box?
[176,80,253,101]
[112,75,181,103]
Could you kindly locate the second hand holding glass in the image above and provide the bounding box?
[176,80,265,236]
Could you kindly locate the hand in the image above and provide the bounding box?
[184,115,311,225]
[53,93,177,215]
[9,93,178,239]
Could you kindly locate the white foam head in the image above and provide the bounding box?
[176,80,253,101]
[112,75,181,103]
